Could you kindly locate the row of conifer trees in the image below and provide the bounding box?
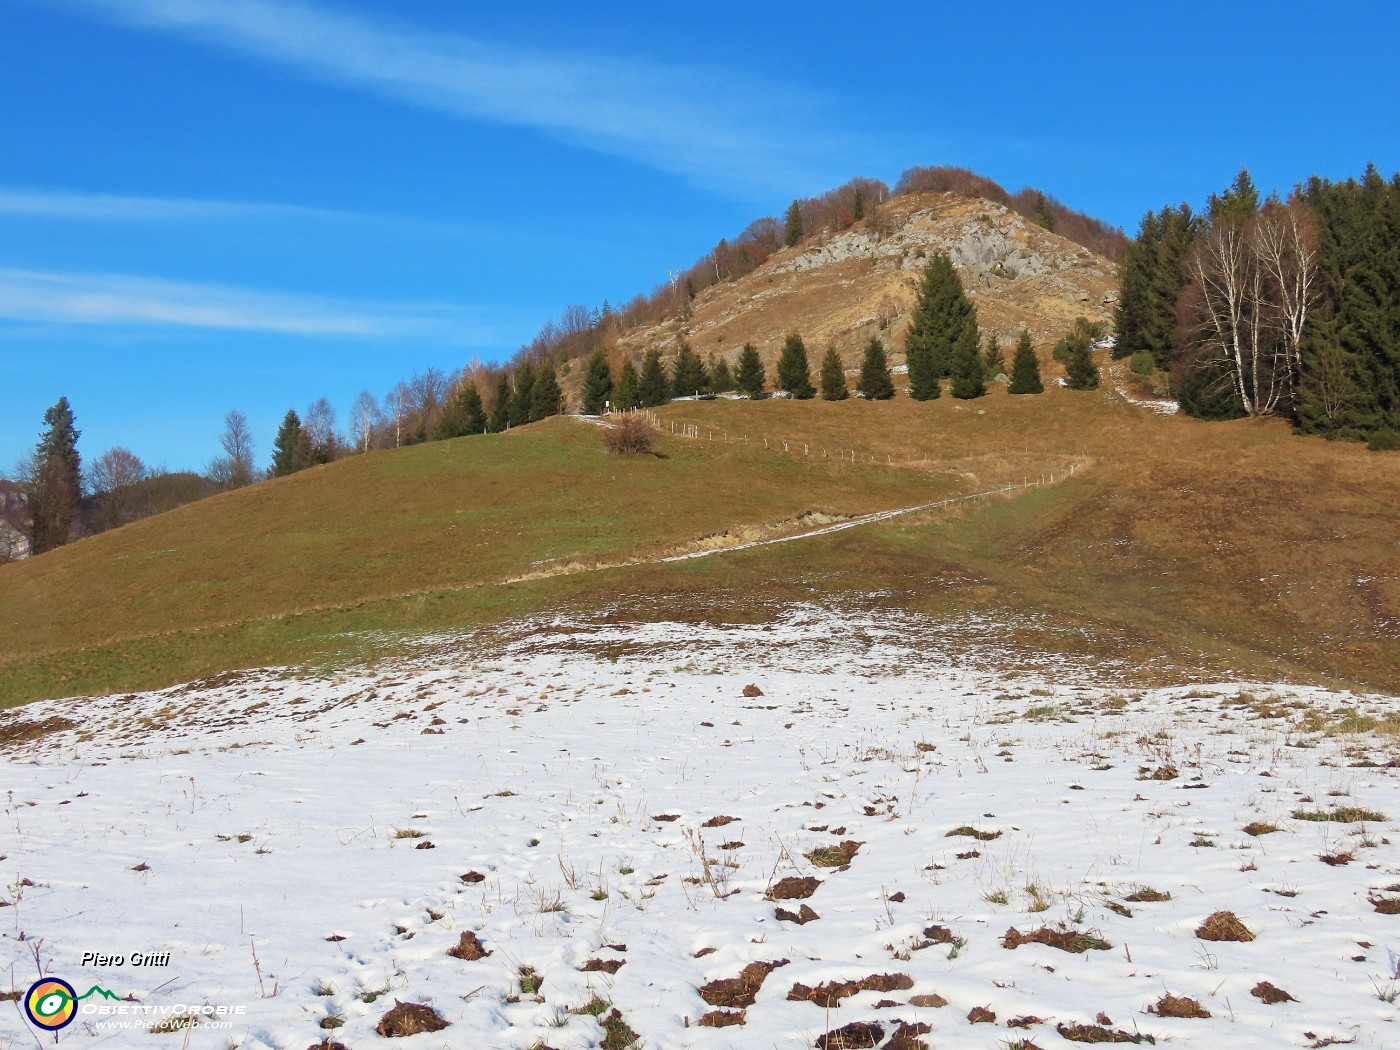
[432,252,1060,439]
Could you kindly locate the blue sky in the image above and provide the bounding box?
[3,0,1396,474]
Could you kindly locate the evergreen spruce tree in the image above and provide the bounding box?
[709,353,735,393]
[776,332,816,399]
[530,362,563,421]
[1147,205,1200,370]
[1112,211,1158,360]
[1113,205,1200,369]
[949,321,986,399]
[785,200,804,247]
[1007,330,1044,394]
[580,348,613,414]
[1031,191,1056,231]
[1207,168,1261,226]
[1296,167,1400,444]
[435,383,486,439]
[852,186,866,221]
[638,348,669,407]
[488,372,512,432]
[669,339,709,398]
[29,396,82,554]
[612,358,640,411]
[735,342,766,398]
[508,362,536,428]
[271,409,309,476]
[1064,338,1100,390]
[904,253,974,398]
[857,336,895,399]
[982,334,1006,379]
[819,347,848,400]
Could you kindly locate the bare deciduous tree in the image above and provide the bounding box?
[1253,199,1320,389]
[402,368,448,441]
[210,409,256,489]
[88,446,148,530]
[350,390,381,452]
[303,397,339,463]
[1180,201,1318,418]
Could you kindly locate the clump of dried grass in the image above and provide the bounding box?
[1195,910,1254,942]
[1148,993,1210,1018]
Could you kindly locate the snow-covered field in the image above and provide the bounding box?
[3,608,1399,1049]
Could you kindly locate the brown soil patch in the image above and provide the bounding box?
[767,876,821,900]
[459,871,485,884]
[742,684,764,697]
[1196,910,1254,942]
[787,973,912,1007]
[699,960,789,1008]
[1123,888,1171,902]
[1136,765,1179,781]
[0,715,77,749]
[1002,926,1111,953]
[887,1021,932,1050]
[306,1041,349,1050]
[805,840,863,867]
[581,958,624,973]
[375,1000,449,1037]
[776,903,820,924]
[908,993,948,1008]
[946,825,1001,840]
[815,1021,884,1049]
[1057,1022,1155,1044]
[702,815,740,827]
[698,1009,745,1027]
[1250,980,1296,1004]
[652,813,680,822]
[1149,993,1210,1018]
[968,1005,997,1023]
[446,931,490,960]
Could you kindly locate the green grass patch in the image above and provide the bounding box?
[1292,805,1387,823]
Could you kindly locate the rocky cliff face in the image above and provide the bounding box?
[612,191,1118,374]
[0,480,30,561]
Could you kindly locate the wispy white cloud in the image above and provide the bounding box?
[57,0,853,197]
[0,187,363,223]
[0,269,494,341]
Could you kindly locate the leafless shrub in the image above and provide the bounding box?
[604,414,659,456]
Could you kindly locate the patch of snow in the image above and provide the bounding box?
[2,613,1394,1048]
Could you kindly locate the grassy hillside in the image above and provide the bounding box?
[3,373,1397,705]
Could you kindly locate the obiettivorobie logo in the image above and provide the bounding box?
[24,978,122,1031]
[22,976,247,1035]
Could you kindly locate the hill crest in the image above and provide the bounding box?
[606,190,1117,381]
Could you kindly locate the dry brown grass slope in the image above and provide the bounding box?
[2,366,1397,705]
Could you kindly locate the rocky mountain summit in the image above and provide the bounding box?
[614,191,1119,373]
